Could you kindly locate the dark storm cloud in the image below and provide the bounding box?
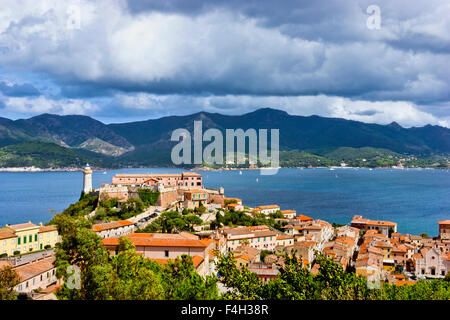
[0,0,449,127]
[0,81,40,97]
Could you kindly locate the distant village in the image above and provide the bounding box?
[1,165,449,299]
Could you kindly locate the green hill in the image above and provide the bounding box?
[0,141,116,168]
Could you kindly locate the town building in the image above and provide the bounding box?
[233,245,260,268]
[102,232,213,276]
[247,263,279,282]
[92,220,136,238]
[276,234,294,247]
[414,247,450,278]
[253,205,280,215]
[438,220,450,240]
[351,215,397,236]
[280,210,296,219]
[220,226,278,251]
[8,254,61,295]
[112,172,202,188]
[0,222,59,256]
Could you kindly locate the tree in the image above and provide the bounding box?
[53,215,165,300]
[0,265,20,300]
[161,255,218,300]
[138,189,160,206]
[185,215,203,231]
[216,252,265,299]
[120,198,145,219]
[52,214,110,300]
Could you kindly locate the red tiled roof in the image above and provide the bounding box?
[14,256,55,281]
[92,220,134,232]
[5,222,38,231]
[295,214,313,221]
[150,255,204,268]
[103,233,208,248]
[0,231,16,240]
[39,225,57,233]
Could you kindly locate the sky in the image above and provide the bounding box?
[0,0,449,127]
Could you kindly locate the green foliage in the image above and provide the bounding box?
[218,210,285,231]
[216,251,450,300]
[224,199,238,206]
[57,194,99,218]
[138,189,160,206]
[0,265,20,300]
[0,141,115,168]
[332,222,345,228]
[259,250,273,263]
[161,255,218,300]
[139,211,202,233]
[195,205,207,214]
[119,197,145,219]
[216,252,264,299]
[53,214,217,300]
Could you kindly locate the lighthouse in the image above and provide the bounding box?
[83,163,92,194]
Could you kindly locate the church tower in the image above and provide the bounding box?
[83,164,92,194]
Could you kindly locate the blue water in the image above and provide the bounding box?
[0,168,449,237]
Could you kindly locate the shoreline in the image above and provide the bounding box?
[0,165,447,172]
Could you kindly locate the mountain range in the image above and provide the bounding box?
[0,108,449,168]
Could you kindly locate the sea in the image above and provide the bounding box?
[0,168,449,237]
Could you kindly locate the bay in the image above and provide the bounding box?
[0,168,448,237]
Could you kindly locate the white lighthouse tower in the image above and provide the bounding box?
[83,163,92,194]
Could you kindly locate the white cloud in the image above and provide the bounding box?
[0,0,448,126]
[107,93,449,128]
[0,94,99,115]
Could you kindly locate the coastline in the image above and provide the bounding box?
[0,165,447,172]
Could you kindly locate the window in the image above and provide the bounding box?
[164,250,169,257]
[18,237,20,245]
[29,235,32,242]
[23,236,26,244]
[35,235,38,241]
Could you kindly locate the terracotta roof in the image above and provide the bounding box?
[0,231,16,240]
[351,216,397,227]
[149,255,204,268]
[92,220,134,232]
[438,220,450,225]
[102,233,208,248]
[395,280,417,286]
[281,210,296,214]
[256,205,280,209]
[276,234,293,240]
[185,189,207,194]
[0,261,12,268]
[5,222,38,231]
[39,225,57,233]
[224,197,242,202]
[182,172,202,176]
[14,256,55,281]
[295,214,313,221]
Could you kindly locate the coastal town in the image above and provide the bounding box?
[0,165,449,300]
